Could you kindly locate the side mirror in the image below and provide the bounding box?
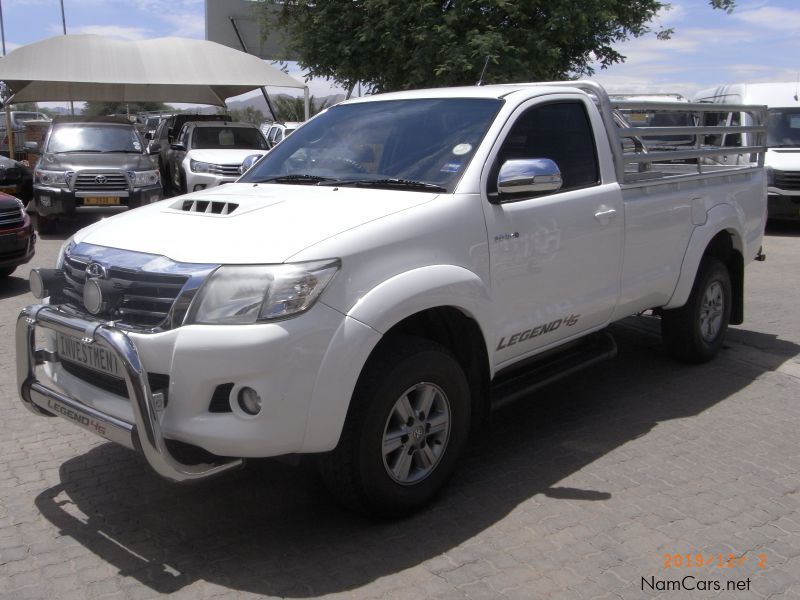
[496,158,562,198]
[170,143,186,152]
[239,154,262,175]
[144,131,153,140]
[147,143,161,154]
[23,141,39,153]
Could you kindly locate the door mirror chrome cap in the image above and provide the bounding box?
[240,154,262,175]
[497,158,563,195]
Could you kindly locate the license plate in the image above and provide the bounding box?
[83,197,120,206]
[57,333,124,379]
[0,185,18,195]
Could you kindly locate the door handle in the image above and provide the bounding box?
[594,207,617,220]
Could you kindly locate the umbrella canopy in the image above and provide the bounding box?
[0,34,306,106]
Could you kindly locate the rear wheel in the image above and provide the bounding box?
[661,256,731,363]
[318,336,471,517]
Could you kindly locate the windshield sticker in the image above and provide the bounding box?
[132,141,141,151]
[218,130,235,146]
[452,143,472,155]
[440,162,462,173]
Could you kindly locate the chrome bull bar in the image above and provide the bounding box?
[16,304,243,482]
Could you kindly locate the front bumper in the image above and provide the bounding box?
[17,305,243,482]
[33,184,163,217]
[185,171,237,192]
[767,193,800,221]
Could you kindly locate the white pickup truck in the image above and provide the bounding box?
[17,81,767,516]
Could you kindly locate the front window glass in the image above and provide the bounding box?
[240,98,503,193]
[47,124,143,153]
[191,127,268,150]
[766,108,800,148]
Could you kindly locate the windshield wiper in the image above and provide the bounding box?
[325,178,447,192]
[104,149,139,153]
[251,174,339,185]
[57,149,103,153]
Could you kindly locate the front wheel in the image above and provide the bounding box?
[318,336,471,517]
[661,256,732,363]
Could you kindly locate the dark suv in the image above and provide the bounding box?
[0,192,35,277]
[32,116,162,232]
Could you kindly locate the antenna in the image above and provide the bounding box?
[476,56,491,86]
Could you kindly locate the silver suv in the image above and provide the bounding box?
[32,117,162,233]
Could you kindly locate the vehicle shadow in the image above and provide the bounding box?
[33,319,800,596]
[765,220,800,237]
[0,274,31,300]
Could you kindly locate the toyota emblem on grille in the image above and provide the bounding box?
[94,175,108,185]
[85,262,108,279]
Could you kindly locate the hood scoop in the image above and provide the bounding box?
[172,199,239,215]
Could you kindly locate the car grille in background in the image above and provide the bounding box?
[63,254,189,329]
[74,172,129,192]
[0,206,24,230]
[205,164,242,177]
[774,171,800,191]
[176,199,239,215]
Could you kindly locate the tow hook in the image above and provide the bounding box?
[755,246,766,262]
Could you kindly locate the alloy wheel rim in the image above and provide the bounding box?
[700,280,724,342]
[381,382,451,485]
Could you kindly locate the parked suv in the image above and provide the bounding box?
[167,121,269,194]
[32,116,162,233]
[147,114,228,192]
[260,121,301,149]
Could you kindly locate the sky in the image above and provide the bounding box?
[1,0,798,107]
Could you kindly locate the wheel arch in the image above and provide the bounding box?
[665,205,745,324]
[302,265,494,453]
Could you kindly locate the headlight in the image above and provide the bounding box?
[190,159,211,173]
[129,169,160,187]
[34,169,72,188]
[56,236,75,270]
[186,259,340,325]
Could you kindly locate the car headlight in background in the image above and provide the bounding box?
[34,169,73,188]
[190,159,212,173]
[186,259,341,325]
[129,170,160,187]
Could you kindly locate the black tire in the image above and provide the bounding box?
[318,336,471,518]
[0,266,14,278]
[661,256,732,363]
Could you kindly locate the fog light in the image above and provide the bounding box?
[83,278,104,314]
[237,387,262,415]
[29,268,66,300]
[193,184,207,192]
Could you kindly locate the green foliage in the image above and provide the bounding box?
[271,95,330,122]
[256,0,736,92]
[82,101,171,116]
[226,106,265,125]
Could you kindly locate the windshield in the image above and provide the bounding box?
[767,108,800,147]
[47,124,144,153]
[239,97,503,193]
[192,126,268,150]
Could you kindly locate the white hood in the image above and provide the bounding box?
[186,148,267,165]
[74,183,437,264]
[766,148,800,171]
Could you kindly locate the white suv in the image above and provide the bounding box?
[168,121,269,194]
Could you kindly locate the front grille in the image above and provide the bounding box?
[774,171,800,191]
[207,164,241,177]
[0,247,27,261]
[0,206,24,230]
[63,254,189,329]
[74,172,129,192]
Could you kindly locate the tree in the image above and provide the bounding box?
[225,106,266,125]
[256,0,735,93]
[82,101,171,116]
[272,95,331,122]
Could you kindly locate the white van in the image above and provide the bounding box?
[694,83,800,221]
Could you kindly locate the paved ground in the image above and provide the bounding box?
[1,214,799,599]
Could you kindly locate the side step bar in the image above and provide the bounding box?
[491,332,617,411]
